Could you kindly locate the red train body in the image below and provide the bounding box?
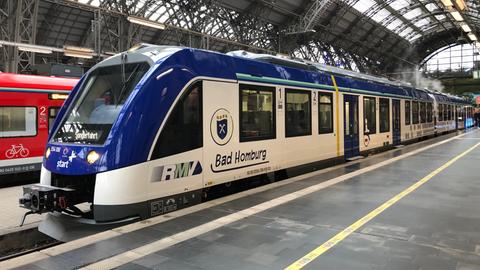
[0,73,78,179]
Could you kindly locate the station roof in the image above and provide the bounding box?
[3,0,479,75]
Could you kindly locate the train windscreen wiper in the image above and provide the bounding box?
[116,59,141,106]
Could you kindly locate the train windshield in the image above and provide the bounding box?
[52,62,150,144]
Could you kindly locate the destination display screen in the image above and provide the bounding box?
[53,123,110,144]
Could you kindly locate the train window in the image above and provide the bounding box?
[448,105,452,121]
[379,98,390,133]
[240,84,275,142]
[405,100,411,125]
[419,102,426,123]
[48,107,61,132]
[318,93,333,134]
[52,61,150,144]
[412,101,419,124]
[443,104,448,121]
[427,103,433,122]
[151,81,202,159]
[285,89,311,137]
[363,97,376,134]
[438,104,443,121]
[0,107,37,138]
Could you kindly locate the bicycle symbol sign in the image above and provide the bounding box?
[5,144,30,159]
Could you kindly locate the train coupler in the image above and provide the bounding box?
[19,184,75,216]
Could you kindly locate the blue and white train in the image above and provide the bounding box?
[20,44,473,228]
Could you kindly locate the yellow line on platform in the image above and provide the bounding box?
[285,141,480,270]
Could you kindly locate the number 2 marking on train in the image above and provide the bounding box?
[40,106,47,115]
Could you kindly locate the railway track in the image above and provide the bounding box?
[0,225,59,262]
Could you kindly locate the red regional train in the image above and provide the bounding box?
[0,73,78,184]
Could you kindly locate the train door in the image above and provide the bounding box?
[202,80,239,186]
[392,99,401,145]
[343,95,359,159]
[454,105,458,130]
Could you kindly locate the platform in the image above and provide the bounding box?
[2,129,480,270]
[0,185,42,233]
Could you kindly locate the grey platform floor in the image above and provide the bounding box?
[5,129,480,270]
[0,185,42,233]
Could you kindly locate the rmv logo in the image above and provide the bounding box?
[156,161,202,181]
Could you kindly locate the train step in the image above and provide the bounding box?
[346,156,365,161]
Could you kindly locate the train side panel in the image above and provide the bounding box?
[0,91,64,177]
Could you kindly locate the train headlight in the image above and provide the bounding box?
[87,151,100,164]
[45,147,51,159]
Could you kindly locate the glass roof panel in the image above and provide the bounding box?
[158,13,169,23]
[423,44,477,72]
[386,18,404,31]
[421,24,437,32]
[399,27,414,37]
[342,0,472,44]
[403,8,422,20]
[352,0,376,13]
[390,0,410,11]
[372,9,392,23]
[78,0,100,6]
[408,34,422,42]
[414,18,430,28]
[425,3,439,12]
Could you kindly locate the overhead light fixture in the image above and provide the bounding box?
[127,16,166,30]
[64,45,94,59]
[440,0,453,7]
[450,10,464,21]
[454,0,466,11]
[460,23,471,32]
[64,46,93,53]
[467,33,478,41]
[64,51,93,59]
[17,44,53,54]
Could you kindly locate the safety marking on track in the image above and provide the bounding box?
[0,130,474,270]
[284,141,480,270]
